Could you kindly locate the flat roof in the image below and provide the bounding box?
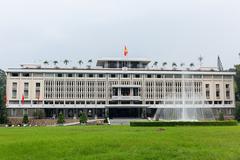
[96,57,151,66]
[5,67,236,75]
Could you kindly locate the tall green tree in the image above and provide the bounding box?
[0,69,8,124]
[234,64,240,101]
[234,64,240,121]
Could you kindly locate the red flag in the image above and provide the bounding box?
[21,95,24,105]
[124,46,128,57]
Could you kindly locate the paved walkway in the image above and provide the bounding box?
[109,118,144,125]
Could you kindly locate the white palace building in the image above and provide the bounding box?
[5,58,235,119]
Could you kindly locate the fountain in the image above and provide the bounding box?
[153,73,215,121]
[153,108,215,121]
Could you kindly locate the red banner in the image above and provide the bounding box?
[21,95,24,105]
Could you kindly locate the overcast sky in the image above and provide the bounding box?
[0,0,240,70]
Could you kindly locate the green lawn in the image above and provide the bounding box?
[0,126,240,160]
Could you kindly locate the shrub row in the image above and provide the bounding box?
[130,120,238,127]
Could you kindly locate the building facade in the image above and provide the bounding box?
[6,58,235,119]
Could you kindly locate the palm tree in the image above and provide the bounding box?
[162,62,167,67]
[190,63,194,68]
[63,59,69,66]
[43,61,49,67]
[172,62,177,69]
[53,60,58,67]
[88,59,93,68]
[180,63,185,67]
[198,56,203,67]
[153,61,158,68]
[78,60,83,67]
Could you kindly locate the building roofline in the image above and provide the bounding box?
[5,67,236,75]
[96,57,151,66]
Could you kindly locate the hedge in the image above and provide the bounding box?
[130,120,238,127]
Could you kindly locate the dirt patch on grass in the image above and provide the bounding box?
[156,128,166,132]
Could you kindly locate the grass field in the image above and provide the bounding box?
[0,126,240,160]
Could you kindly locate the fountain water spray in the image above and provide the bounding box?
[153,73,215,121]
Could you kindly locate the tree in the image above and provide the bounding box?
[43,61,49,67]
[78,60,83,68]
[87,59,93,68]
[180,63,185,67]
[0,69,8,124]
[79,112,87,124]
[235,102,240,121]
[63,59,69,66]
[153,61,158,67]
[57,113,65,124]
[198,55,203,67]
[234,65,240,121]
[22,114,29,124]
[53,61,58,67]
[172,62,177,69]
[234,64,240,101]
[190,63,194,68]
[162,62,167,67]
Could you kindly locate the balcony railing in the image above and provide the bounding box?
[111,96,141,101]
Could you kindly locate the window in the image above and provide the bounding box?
[113,88,118,96]
[216,84,220,98]
[205,84,210,88]
[216,91,220,98]
[24,83,29,98]
[57,73,63,77]
[156,74,162,78]
[11,73,19,77]
[147,74,152,78]
[88,74,94,78]
[166,74,174,78]
[33,73,43,77]
[98,74,104,78]
[131,62,139,68]
[45,73,54,77]
[123,74,129,78]
[108,61,117,68]
[78,74,84,77]
[110,74,116,78]
[36,83,40,99]
[193,75,202,78]
[11,109,16,116]
[36,83,40,87]
[67,74,73,77]
[226,84,230,89]
[134,74,140,78]
[12,82,17,99]
[226,91,230,99]
[206,91,210,99]
[175,74,182,78]
[22,73,30,77]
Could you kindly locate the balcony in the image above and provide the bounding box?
[112,84,141,88]
[111,96,141,101]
